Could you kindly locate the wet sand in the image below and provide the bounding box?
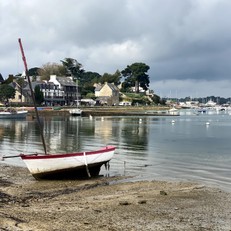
[1,163,231,230]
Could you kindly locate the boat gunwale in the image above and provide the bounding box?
[20,146,115,160]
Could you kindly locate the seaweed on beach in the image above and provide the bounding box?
[0,178,13,187]
[0,191,15,205]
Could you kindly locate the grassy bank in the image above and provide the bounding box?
[27,105,172,117]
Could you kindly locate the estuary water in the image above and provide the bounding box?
[1,110,231,191]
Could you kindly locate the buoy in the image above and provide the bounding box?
[139,118,142,123]
[89,114,93,120]
[206,122,210,125]
[171,120,175,124]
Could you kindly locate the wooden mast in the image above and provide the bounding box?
[18,38,47,155]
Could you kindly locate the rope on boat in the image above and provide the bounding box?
[83,152,91,178]
[104,161,110,171]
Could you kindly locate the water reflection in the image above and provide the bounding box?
[0,116,152,156]
[119,117,149,151]
[0,120,29,147]
[1,114,231,191]
[1,119,38,154]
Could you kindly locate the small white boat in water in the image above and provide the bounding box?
[0,108,28,119]
[168,107,179,115]
[69,108,82,116]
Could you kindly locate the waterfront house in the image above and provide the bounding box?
[8,81,28,105]
[94,82,119,106]
[22,75,78,106]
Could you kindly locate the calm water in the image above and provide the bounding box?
[1,110,231,191]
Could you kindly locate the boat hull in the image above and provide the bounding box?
[69,108,82,116]
[20,146,115,180]
[0,110,28,119]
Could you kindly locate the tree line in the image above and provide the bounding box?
[35,58,151,97]
[0,58,153,105]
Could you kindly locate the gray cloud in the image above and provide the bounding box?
[1,0,231,97]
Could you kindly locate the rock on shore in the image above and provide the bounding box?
[1,163,231,230]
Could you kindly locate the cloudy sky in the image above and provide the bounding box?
[1,0,231,98]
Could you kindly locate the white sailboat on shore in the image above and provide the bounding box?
[12,38,115,180]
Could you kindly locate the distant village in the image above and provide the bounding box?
[0,58,161,107]
[165,96,231,109]
[0,62,230,109]
[0,73,155,107]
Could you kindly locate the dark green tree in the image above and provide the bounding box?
[2,75,14,84]
[61,58,84,82]
[99,70,121,85]
[152,94,161,105]
[34,85,44,105]
[0,73,4,82]
[81,71,101,96]
[121,62,150,93]
[82,71,101,84]
[28,67,41,76]
[0,84,16,103]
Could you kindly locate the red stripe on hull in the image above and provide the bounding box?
[21,146,115,160]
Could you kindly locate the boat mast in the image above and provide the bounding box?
[18,38,47,155]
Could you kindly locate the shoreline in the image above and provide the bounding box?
[24,105,179,117]
[1,163,231,230]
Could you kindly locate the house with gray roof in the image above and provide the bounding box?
[48,75,79,106]
[22,75,79,106]
[95,82,119,106]
[8,81,28,105]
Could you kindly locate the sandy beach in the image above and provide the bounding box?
[1,163,231,231]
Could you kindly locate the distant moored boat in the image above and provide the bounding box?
[0,108,28,119]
